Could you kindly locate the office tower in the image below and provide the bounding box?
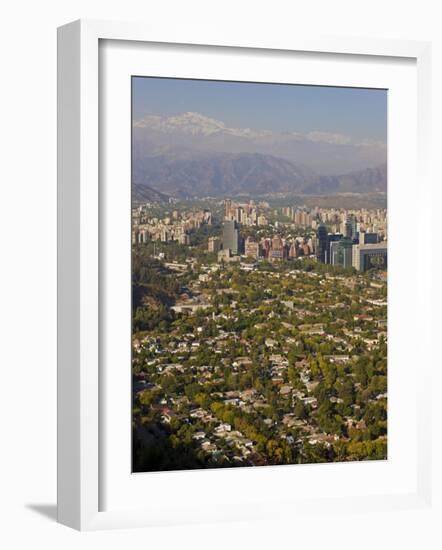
[344,218,353,239]
[316,224,328,263]
[238,235,245,255]
[327,233,343,264]
[330,240,340,265]
[235,207,244,223]
[223,220,239,255]
[343,214,357,240]
[332,238,353,268]
[351,215,358,238]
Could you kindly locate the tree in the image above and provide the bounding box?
[294,399,308,420]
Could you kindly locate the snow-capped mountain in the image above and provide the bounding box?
[133,111,359,144]
[133,112,386,176]
[133,112,273,139]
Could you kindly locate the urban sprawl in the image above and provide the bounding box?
[132,198,387,471]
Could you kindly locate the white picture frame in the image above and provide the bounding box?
[57,19,432,531]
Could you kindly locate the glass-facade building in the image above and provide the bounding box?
[331,238,354,268]
[223,220,239,255]
[316,224,328,263]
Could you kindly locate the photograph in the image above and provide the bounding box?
[131,76,388,473]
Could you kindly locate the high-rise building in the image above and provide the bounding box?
[223,220,239,255]
[330,240,340,265]
[327,233,343,264]
[236,207,244,223]
[316,224,328,263]
[331,238,353,268]
[343,215,357,240]
[265,235,284,261]
[344,219,353,239]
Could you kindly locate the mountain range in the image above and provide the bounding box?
[132,112,387,199]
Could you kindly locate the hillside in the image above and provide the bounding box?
[132,150,386,199]
[132,183,170,203]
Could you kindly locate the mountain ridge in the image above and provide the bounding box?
[132,183,170,203]
[132,149,386,199]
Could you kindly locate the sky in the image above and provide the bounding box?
[132,76,387,143]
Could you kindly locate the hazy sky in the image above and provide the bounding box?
[132,77,387,143]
